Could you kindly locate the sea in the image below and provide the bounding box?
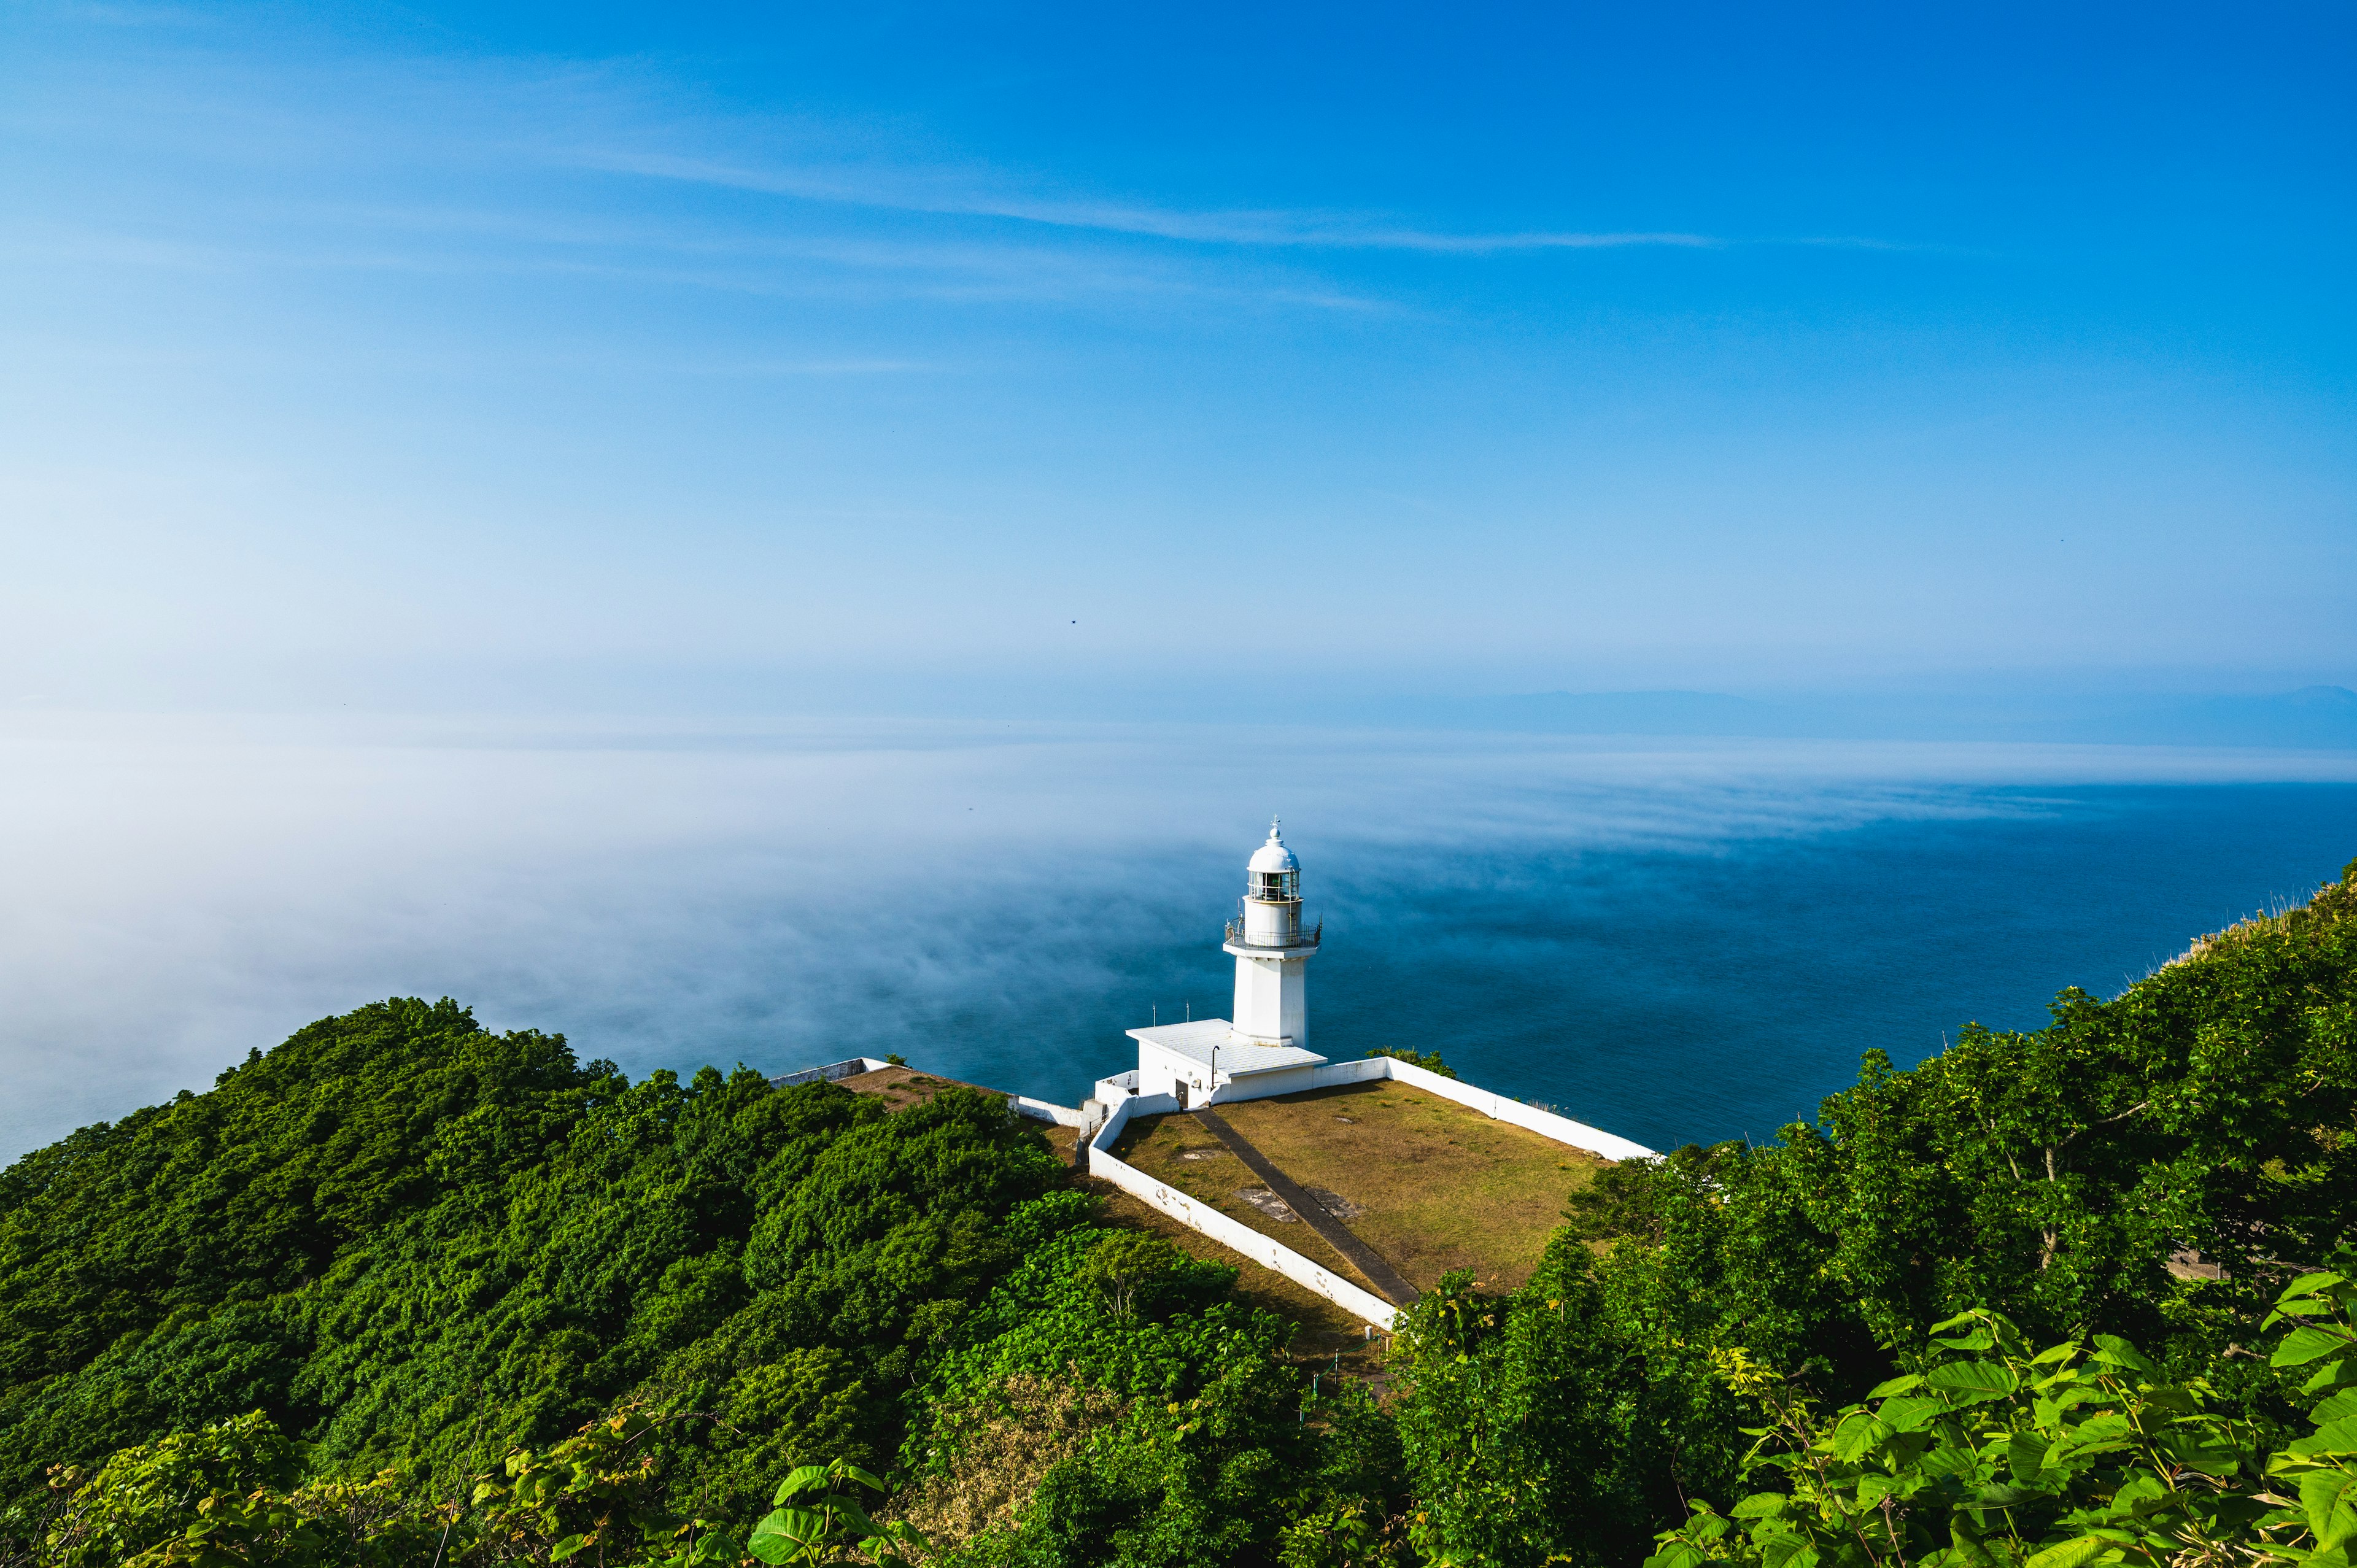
[2,713,2352,1163]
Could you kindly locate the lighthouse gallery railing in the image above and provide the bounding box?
[1223,917,1322,950]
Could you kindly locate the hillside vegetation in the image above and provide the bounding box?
[1,859,2351,1567]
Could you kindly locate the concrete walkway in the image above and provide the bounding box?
[1190,1107,1423,1308]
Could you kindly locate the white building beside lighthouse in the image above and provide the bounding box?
[1126,819,1328,1108]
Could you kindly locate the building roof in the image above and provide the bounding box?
[1126,1019,1326,1075]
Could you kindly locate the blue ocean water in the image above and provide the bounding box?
[5,717,2353,1167]
[873,783,2356,1154]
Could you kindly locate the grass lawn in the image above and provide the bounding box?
[1112,1080,1604,1296]
[837,1064,1012,1111]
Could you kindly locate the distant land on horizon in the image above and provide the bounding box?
[394,681,2357,744]
[1382,684,2357,749]
[666,681,2357,745]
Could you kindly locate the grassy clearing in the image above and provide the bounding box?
[837,1065,1008,1112]
[1118,1081,1604,1296]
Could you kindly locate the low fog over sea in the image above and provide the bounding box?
[3,711,2351,1164]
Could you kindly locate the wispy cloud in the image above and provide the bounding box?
[573,148,1724,253]
[0,208,1386,311]
[1,35,1867,326]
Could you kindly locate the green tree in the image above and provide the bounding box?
[1080,1235,1183,1321]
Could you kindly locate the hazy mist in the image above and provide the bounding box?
[7,709,2352,1164]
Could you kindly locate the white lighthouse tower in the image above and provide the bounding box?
[1225,818,1321,1045]
[1126,817,1329,1108]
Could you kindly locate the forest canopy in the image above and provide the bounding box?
[1,858,2351,1567]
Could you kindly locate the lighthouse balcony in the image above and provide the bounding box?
[1223,916,1322,951]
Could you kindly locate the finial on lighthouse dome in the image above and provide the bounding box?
[1248,817,1298,876]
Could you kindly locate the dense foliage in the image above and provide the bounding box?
[0,857,2350,1566]
[0,998,1072,1528]
[1648,1254,2357,1568]
[1387,857,2357,1566]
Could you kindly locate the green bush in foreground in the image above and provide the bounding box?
[19,1407,933,1568]
[1649,1252,2357,1568]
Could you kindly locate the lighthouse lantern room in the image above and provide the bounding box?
[1126,819,1328,1108]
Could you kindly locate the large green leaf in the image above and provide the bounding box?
[2277,1328,2357,1368]
[749,1505,828,1566]
[2161,1432,2245,1477]
[1927,1360,2021,1405]
[1919,1442,1983,1480]
[772,1466,832,1506]
[1880,1396,1948,1434]
[2089,1335,2156,1375]
[2289,1419,2357,1459]
[2305,1360,2356,1396]
[1830,1412,1894,1461]
[2280,1272,2348,1303]
[2022,1534,2110,1568]
[2008,1431,2056,1486]
[2300,1467,2357,1550]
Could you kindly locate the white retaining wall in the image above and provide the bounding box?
[1010,1095,1087,1128]
[1078,1055,1658,1331]
[768,1056,892,1087]
[1086,1087,1400,1329]
[1304,1058,1391,1092]
[1377,1059,1658,1162]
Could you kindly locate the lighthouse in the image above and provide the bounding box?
[1126,818,1329,1108]
[1224,818,1321,1046]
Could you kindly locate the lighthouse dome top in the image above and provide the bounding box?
[1247,819,1299,875]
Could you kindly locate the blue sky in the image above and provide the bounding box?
[3,1,2351,716]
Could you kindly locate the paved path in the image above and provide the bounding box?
[1190,1107,1423,1307]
